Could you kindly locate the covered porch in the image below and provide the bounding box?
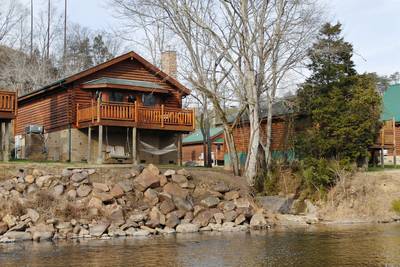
[76,126,184,165]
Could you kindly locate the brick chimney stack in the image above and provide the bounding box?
[161,51,177,78]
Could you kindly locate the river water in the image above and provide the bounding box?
[0,223,399,267]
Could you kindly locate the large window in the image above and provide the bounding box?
[142,94,156,106]
[110,91,124,102]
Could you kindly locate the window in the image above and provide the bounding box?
[142,94,156,106]
[110,92,124,102]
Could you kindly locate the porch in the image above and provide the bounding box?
[0,90,16,162]
[76,100,195,132]
[0,90,17,120]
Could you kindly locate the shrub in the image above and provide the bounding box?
[392,199,400,214]
[299,158,353,199]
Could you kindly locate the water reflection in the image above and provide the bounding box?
[0,224,399,266]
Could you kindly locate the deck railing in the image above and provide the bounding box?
[77,100,195,130]
[0,91,17,115]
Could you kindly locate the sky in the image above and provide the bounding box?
[57,0,400,76]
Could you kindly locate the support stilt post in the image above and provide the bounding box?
[132,127,137,165]
[177,133,182,166]
[4,122,10,162]
[88,126,92,163]
[0,122,5,161]
[97,125,103,164]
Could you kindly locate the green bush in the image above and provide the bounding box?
[299,158,353,196]
[392,199,400,214]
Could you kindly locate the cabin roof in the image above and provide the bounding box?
[83,77,163,89]
[382,84,400,122]
[183,127,224,145]
[19,51,190,101]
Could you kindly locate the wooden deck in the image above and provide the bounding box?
[76,100,195,132]
[0,91,17,120]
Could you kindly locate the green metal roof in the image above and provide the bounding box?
[84,77,163,89]
[382,84,400,122]
[183,127,223,144]
[213,137,224,143]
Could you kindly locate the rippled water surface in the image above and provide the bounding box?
[1,223,400,266]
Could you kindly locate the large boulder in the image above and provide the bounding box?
[77,184,92,197]
[160,199,175,215]
[36,175,52,188]
[165,213,180,228]
[173,197,193,212]
[224,191,240,201]
[256,196,293,214]
[89,222,110,237]
[4,231,32,241]
[192,209,218,227]
[144,188,159,205]
[176,223,199,233]
[171,174,188,184]
[214,181,230,193]
[250,212,267,229]
[70,172,88,183]
[133,169,160,192]
[93,182,109,192]
[117,180,133,193]
[110,184,125,198]
[26,208,40,223]
[163,183,188,198]
[200,196,220,208]
[164,170,176,177]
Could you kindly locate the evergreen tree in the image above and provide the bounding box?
[296,23,381,164]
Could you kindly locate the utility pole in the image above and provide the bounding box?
[63,0,67,62]
[46,0,50,60]
[30,0,33,57]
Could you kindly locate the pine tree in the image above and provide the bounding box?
[296,23,381,164]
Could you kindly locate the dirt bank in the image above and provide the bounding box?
[318,170,400,223]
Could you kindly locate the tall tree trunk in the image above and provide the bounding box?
[223,126,240,176]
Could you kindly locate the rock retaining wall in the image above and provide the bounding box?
[0,164,269,243]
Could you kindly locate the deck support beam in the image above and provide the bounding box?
[1,122,10,162]
[97,125,103,164]
[132,127,137,165]
[88,126,92,163]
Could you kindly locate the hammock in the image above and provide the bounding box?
[139,140,177,155]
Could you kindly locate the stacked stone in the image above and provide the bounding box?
[0,165,269,243]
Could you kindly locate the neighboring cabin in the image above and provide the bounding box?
[182,127,225,166]
[225,101,295,171]
[375,84,400,164]
[15,51,195,164]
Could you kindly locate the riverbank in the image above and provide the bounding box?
[0,164,268,243]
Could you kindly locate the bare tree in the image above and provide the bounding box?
[0,0,26,45]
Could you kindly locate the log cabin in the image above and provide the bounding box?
[15,51,195,164]
[182,127,225,166]
[0,90,17,161]
[224,101,295,170]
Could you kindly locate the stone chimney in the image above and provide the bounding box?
[161,51,177,78]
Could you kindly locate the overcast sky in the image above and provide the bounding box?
[64,0,400,76]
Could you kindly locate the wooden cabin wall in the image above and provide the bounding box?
[73,59,182,108]
[231,120,292,153]
[16,89,72,135]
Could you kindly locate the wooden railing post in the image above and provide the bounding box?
[161,104,164,128]
[97,100,101,123]
[91,99,94,123]
[76,103,80,127]
[134,101,138,123]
